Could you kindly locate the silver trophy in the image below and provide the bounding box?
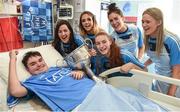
[63,39,101,82]
[64,45,91,69]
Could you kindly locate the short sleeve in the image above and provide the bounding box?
[74,34,85,46]
[164,36,180,66]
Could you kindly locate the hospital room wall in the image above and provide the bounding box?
[67,0,102,33]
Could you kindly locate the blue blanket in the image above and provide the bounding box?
[77,82,168,111]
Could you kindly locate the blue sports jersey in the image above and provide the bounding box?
[82,33,96,50]
[84,34,96,44]
[111,24,143,57]
[147,33,180,96]
[91,50,145,75]
[7,67,95,111]
[55,33,85,57]
[74,34,85,46]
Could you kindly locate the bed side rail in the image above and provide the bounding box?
[99,67,180,110]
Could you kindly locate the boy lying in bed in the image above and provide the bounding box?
[8,50,95,111]
[8,50,167,111]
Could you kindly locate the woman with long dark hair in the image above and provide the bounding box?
[52,20,84,57]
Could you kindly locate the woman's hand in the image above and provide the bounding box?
[120,63,134,73]
[120,62,147,73]
[88,48,97,56]
[144,58,152,68]
[71,70,85,80]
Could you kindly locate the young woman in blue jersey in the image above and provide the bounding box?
[142,7,180,97]
[107,3,145,59]
[52,20,84,57]
[79,11,104,56]
[91,31,146,75]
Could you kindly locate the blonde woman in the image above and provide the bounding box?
[142,7,180,97]
[79,11,104,56]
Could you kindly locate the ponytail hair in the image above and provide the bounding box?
[107,3,124,17]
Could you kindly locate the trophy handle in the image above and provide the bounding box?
[84,38,94,49]
[56,59,68,67]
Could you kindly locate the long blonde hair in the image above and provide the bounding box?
[79,11,103,36]
[143,7,164,56]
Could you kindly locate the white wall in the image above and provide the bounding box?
[169,0,180,36]
[85,0,102,25]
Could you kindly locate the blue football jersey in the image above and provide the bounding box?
[7,67,95,111]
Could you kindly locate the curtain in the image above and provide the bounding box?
[0,17,23,52]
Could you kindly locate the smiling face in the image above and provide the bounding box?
[58,24,71,43]
[108,12,126,32]
[95,34,112,57]
[26,56,48,75]
[142,14,161,37]
[81,13,94,33]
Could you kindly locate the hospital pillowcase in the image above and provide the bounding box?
[0,45,64,83]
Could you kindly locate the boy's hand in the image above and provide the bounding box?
[71,70,85,80]
[9,50,18,60]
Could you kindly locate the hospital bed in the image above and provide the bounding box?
[99,67,180,111]
[0,45,180,111]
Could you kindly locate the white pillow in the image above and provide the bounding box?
[0,45,64,83]
[0,75,8,110]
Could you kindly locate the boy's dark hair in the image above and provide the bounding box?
[22,51,42,68]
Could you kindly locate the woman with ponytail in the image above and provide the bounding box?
[107,3,145,60]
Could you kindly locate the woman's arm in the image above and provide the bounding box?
[138,44,145,60]
[144,58,152,68]
[137,27,145,60]
[121,50,147,73]
[167,64,180,96]
[8,50,28,97]
[120,62,147,73]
